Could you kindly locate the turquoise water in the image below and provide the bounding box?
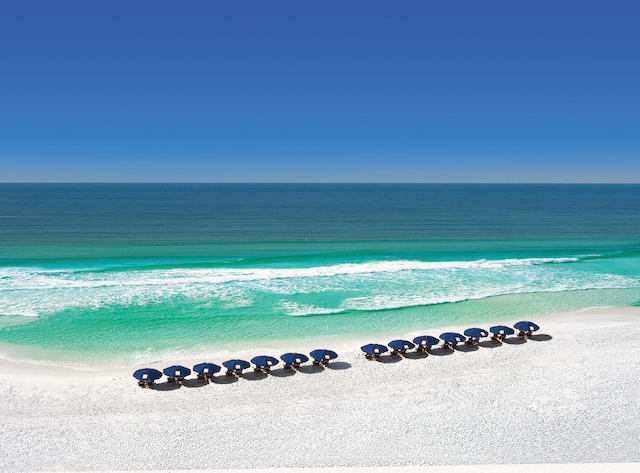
[1,184,639,367]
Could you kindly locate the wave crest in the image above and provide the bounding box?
[0,255,635,318]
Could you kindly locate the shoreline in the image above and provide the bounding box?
[2,305,640,471]
[1,305,639,380]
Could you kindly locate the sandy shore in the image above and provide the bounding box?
[1,306,640,472]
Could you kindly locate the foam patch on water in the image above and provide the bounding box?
[0,256,636,318]
[278,301,345,316]
[0,257,579,287]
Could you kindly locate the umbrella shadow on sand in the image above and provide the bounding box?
[182,378,209,389]
[454,343,479,353]
[376,355,403,364]
[427,347,455,356]
[243,371,269,382]
[403,351,429,360]
[325,361,351,371]
[529,333,553,342]
[503,337,527,345]
[478,339,503,349]
[269,368,297,378]
[150,382,182,392]
[211,375,239,385]
[298,364,326,375]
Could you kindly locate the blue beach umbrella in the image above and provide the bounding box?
[490,325,515,337]
[464,328,489,339]
[251,355,280,370]
[310,349,338,364]
[440,332,466,348]
[361,343,389,357]
[163,365,191,380]
[133,368,162,384]
[193,363,221,376]
[280,352,309,367]
[388,339,416,353]
[222,359,251,372]
[440,332,466,343]
[514,321,540,333]
[413,335,440,349]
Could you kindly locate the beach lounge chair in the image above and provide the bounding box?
[139,374,157,387]
[388,339,415,356]
[361,343,388,360]
[280,352,309,369]
[514,321,540,338]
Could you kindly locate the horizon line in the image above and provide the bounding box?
[1,182,639,185]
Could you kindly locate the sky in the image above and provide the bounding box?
[1,1,639,183]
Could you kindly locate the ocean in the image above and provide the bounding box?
[0,184,638,368]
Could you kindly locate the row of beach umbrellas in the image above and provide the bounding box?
[133,349,338,387]
[362,321,540,358]
[133,321,539,387]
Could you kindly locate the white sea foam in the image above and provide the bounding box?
[278,301,345,316]
[0,256,636,318]
[0,257,579,289]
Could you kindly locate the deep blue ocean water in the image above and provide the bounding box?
[0,184,638,368]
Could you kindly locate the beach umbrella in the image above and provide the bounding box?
[388,339,416,352]
[251,355,279,369]
[133,368,162,383]
[310,349,338,363]
[440,332,466,345]
[464,328,489,339]
[193,363,221,376]
[280,352,309,366]
[514,321,540,333]
[222,359,251,372]
[413,335,440,348]
[361,343,389,356]
[489,325,515,336]
[163,365,191,380]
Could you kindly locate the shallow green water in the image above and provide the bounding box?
[1,184,638,367]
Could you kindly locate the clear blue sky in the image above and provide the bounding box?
[1,1,639,182]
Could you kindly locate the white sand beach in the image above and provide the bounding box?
[1,307,640,472]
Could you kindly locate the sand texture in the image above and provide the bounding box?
[1,307,640,471]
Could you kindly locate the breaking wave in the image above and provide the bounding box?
[0,255,637,318]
